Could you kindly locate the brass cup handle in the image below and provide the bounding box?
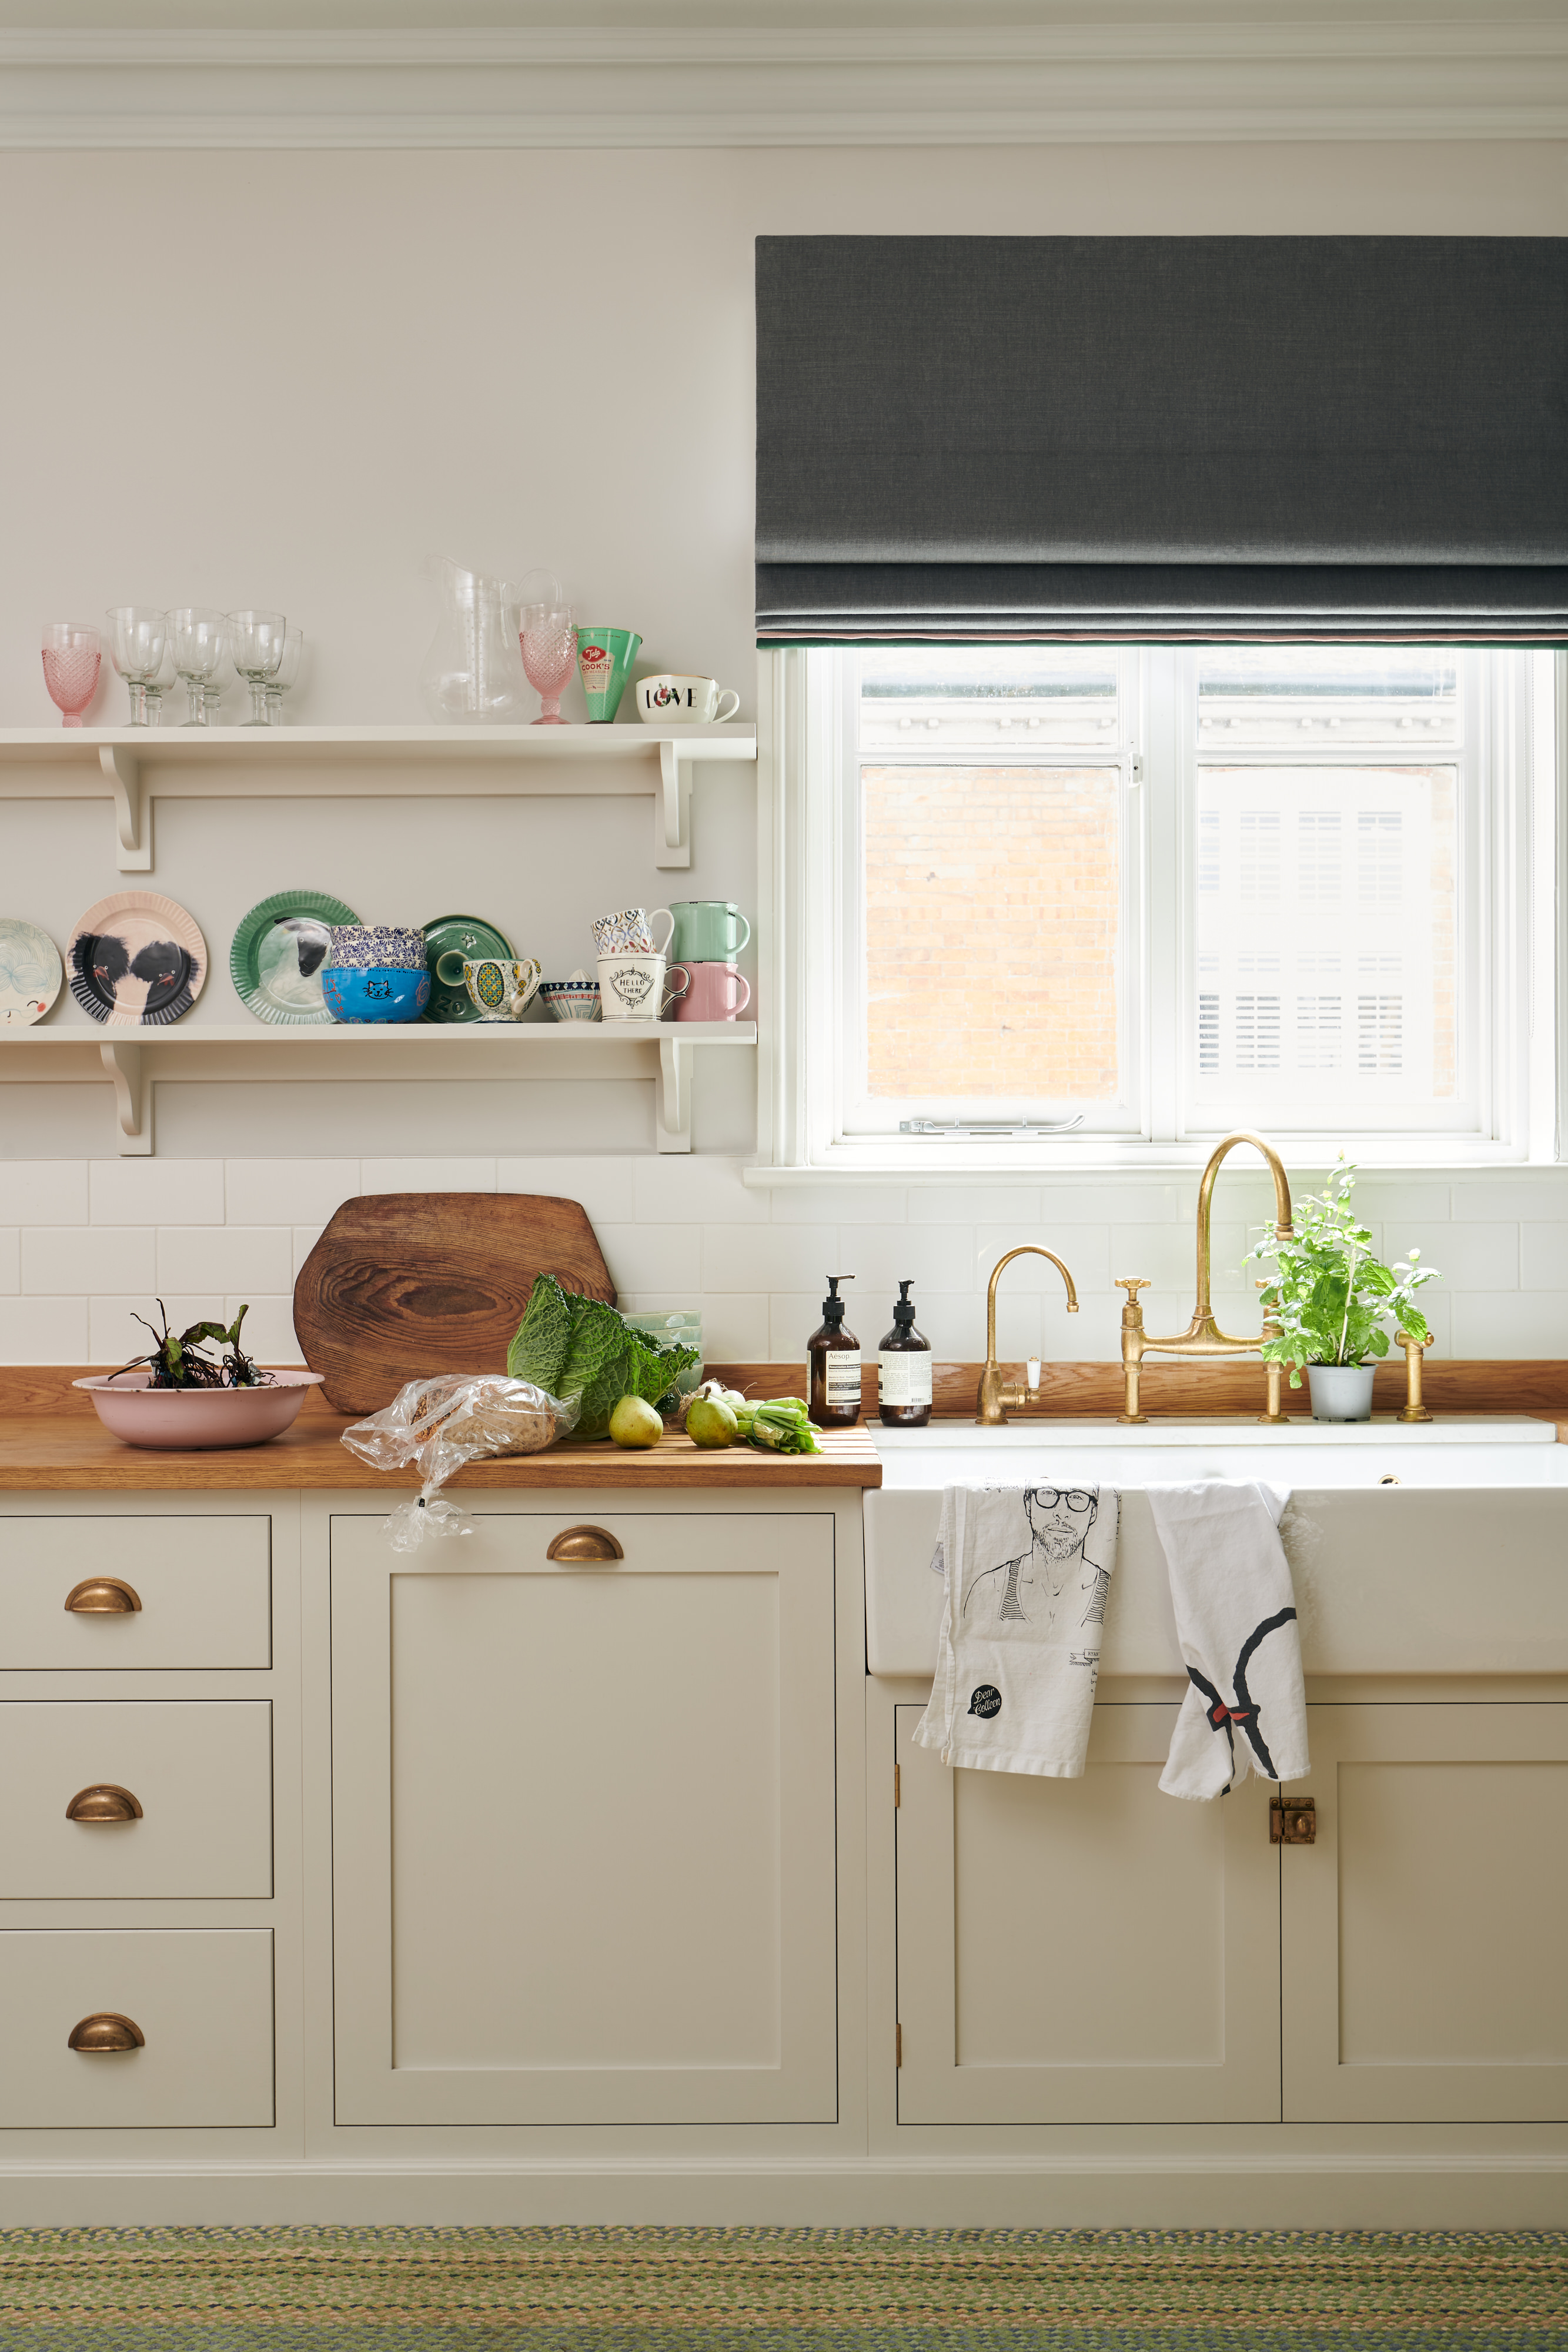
[64,1578,142,1614]
[546,1524,624,1563]
[68,2012,145,2053]
[66,1783,143,1823]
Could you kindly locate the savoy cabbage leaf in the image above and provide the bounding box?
[508,1273,699,1441]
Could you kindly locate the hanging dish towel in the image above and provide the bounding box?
[1146,1481,1309,1800]
[912,1484,1119,1778]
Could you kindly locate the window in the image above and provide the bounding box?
[771,643,1551,1168]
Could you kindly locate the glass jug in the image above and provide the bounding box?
[419,557,528,724]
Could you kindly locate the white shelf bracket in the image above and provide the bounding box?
[653,740,693,871]
[655,1036,692,1153]
[100,745,151,871]
[100,1042,151,1155]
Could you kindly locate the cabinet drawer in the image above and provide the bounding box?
[0,1516,270,1669]
[0,1702,272,1899]
[0,1929,273,2127]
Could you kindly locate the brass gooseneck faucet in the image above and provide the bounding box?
[1116,1130,1294,1425]
[976,1245,1079,1424]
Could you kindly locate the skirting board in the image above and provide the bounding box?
[0,2160,1563,2230]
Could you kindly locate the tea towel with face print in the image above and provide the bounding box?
[1146,1480,1309,1800]
[912,1484,1119,1779]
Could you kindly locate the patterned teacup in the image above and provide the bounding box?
[591,906,673,958]
[462,956,542,1021]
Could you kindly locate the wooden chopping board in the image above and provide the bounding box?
[293,1192,614,1414]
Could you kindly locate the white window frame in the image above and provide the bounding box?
[755,644,1559,1177]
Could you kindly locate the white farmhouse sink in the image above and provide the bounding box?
[871,1415,1568,1489]
[863,1418,1568,1680]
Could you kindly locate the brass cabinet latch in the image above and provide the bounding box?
[1270,1795,1316,1845]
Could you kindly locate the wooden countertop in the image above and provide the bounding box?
[0,1405,883,1493]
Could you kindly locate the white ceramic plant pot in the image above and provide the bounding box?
[1306,1363,1376,1422]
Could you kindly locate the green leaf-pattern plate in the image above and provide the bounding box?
[421,912,516,1024]
[230,891,361,1026]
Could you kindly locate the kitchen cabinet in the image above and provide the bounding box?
[893,1702,1281,2124]
[0,1700,272,1899]
[1282,1703,1568,2124]
[0,1929,274,2128]
[329,1505,840,2126]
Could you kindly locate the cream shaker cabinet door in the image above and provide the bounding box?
[0,1929,274,2128]
[330,1510,839,2126]
[0,1516,271,1669]
[1282,1705,1568,2123]
[0,1702,273,1899]
[894,1703,1282,2124]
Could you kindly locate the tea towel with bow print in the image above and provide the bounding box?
[1146,1480,1309,1800]
[912,1483,1119,1779]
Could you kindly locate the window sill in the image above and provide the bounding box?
[744,1140,1562,1187]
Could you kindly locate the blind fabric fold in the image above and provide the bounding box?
[755,235,1568,645]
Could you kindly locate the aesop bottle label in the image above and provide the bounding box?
[824,1352,862,1408]
[878,1352,932,1408]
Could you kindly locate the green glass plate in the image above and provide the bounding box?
[421,912,516,1024]
[230,890,361,1025]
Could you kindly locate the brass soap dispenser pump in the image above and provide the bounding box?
[807,1275,861,1429]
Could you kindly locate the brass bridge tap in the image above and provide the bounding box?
[1115,1130,1295,1426]
[976,1245,1079,1425]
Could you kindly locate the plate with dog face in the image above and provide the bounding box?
[68,891,208,1027]
[230,889,361,1025]
[0,918,63,1026]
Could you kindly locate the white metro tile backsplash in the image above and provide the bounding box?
[4,1155,1568,1365]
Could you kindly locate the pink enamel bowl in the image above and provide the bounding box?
[73,1368,325,1449]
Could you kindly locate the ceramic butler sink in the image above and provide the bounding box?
[863,1418,1568,1681]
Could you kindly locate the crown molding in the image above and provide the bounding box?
[0,22,1563,149]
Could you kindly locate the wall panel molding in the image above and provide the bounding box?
[0,24,1564,150]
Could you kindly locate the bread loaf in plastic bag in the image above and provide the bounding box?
[340,1373,579,1551]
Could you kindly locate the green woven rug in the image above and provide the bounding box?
[0,2226,1563,2350]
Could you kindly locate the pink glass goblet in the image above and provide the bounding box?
[41,623,101,727]
[520,602,576,726]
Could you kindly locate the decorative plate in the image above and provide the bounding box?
[420,912,516,1024]
[230,890,361,1025]
[0,918,63,1027]
[68,892,207,1028]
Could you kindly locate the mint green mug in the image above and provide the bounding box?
[668,900,750,963]
[576,627,641,723]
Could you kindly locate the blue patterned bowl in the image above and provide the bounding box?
[321,965,431,1024]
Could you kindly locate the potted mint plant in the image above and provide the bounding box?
[1246,1161,1440,1422]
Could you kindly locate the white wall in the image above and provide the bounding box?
[2,138,1564,1364]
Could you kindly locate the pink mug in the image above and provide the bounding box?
[670,961,751,1022]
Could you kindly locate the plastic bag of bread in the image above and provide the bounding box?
[341,1374,579,1551]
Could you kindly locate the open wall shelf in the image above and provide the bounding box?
[0,721,757,871]
[0,1023,757,1157]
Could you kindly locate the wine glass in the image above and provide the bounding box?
[143,639,176,727]
[41,623,100,727]
[227,609,287,726]
[168,607,229,727]
[265,627,306,724]
[105,607,169,727]
[520,600,576,726]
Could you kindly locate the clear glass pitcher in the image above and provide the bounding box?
[419,557,529,724]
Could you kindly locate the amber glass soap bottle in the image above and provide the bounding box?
[807,1275,861,1428]
[877,1279,932,1427]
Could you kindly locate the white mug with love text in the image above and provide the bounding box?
[636,674,741,726]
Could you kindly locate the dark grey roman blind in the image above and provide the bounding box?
[755,236,1568,644]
